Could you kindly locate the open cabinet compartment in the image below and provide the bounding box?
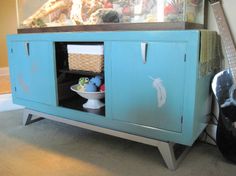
[55,42,105,116]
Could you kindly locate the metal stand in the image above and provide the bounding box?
[23,109,190,170]
[23,110,44,125]
[157,142,190,170]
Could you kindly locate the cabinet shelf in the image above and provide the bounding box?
[59,97,105,116]
[56,42,106,116]
[59,69,104,77]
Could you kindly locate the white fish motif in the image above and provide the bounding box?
[150,77,167,108]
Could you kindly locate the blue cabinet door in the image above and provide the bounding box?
[111,41,186,132]
[9,41,57,106]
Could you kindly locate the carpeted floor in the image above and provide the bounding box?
[0,108,236,176]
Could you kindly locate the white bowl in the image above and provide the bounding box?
[71,84,105,109]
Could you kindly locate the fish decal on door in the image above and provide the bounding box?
[149,76,167,108]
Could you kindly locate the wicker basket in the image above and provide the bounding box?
[68,53,104,73]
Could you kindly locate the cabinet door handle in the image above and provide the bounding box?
[25,42,30,56]
[141,42,148,64]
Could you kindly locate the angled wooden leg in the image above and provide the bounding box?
[23,109,44,126]
[157,142,190,171]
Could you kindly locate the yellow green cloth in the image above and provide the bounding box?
[200,30,223,76]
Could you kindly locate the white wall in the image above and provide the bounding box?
[207,0,236,43]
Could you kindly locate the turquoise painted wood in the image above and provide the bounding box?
[111,42,186,132]
[8,41,57,106]
[6,30,212,146]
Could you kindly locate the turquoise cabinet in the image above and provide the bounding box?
[6,31,212,146]
[7,40,57,106]
[110,42,186,132]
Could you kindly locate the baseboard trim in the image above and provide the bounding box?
[0,67,9,76]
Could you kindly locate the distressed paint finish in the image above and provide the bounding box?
[110,41,186,133]
[8,41,57,106]
[7,30,211,145]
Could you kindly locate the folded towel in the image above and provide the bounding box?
[200,30,223,76]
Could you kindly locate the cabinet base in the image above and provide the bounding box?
[23,108,190,170]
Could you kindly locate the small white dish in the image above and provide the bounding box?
[71,85,105,109]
